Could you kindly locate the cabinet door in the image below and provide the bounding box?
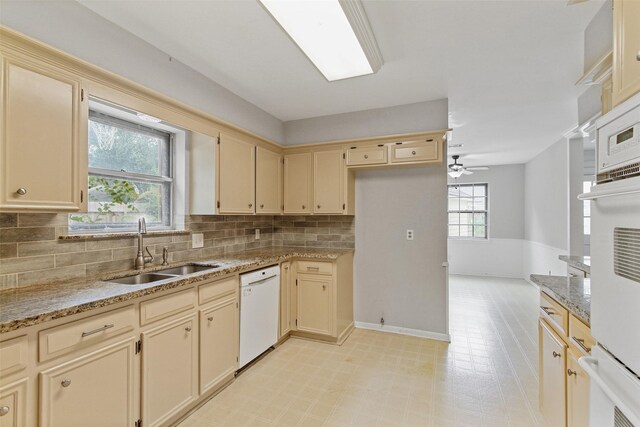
[199,296,238,395]
[297,274,333,336]
[567,349,590,427]
[612,0,640,107]
[539,319,567,427]
[279,262,292,338]
[256,147,282,214]
[217,133,255,214]
[142,314,198,427]
[314,150,344,214]
[0,53,87,211]
[0,378,27,427]
[39,338,136,427]
[284,153,312,214]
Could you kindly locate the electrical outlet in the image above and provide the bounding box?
[192,233,204,248]
[406,229,414,240]
[255,228,260,240]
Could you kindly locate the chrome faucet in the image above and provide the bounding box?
[134,217,153,270]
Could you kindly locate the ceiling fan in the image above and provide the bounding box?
[448,155,489,178]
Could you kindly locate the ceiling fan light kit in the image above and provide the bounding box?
[447,154,489,178]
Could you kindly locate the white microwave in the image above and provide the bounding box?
[597,92,640,176]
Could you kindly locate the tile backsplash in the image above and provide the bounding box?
[0,213,354,289]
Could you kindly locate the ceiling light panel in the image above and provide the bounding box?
[259,0,383,81]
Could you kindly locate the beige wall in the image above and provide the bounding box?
[0,213,353,289]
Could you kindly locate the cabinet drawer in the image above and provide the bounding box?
[297,261,333,275]
[0,335,28,377]
[569,314,595,355]
[389,139,438,163]
[540,292,569,337]
[346,146,387,166]
[199,276,237,306]
[39,306,135,362]
[140,289,196,326]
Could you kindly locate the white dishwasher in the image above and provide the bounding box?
[239,265,280,368]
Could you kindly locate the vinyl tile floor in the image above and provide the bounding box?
[179,275,545,426]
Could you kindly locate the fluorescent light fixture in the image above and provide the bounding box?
[259,0,383,81]
[136,112,162,123]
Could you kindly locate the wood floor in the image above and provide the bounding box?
[179,275,545,426]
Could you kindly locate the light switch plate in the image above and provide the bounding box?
[192,233,204,248]
[406,229,414,240]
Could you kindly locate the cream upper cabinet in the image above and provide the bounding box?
[389,139,439,164]
[297,274,333,336]
[345,145,387,166]
[0,52,87,212]
[284,152,312,214]
[39,338,137,427]
[256,147,283,214]
[141,314,198,427]
[612,0,640,107]
[217,133,255,214]
[199,296,238,395]
[539,319,567,427]
[567,349,590,427]
[314,150,344,214]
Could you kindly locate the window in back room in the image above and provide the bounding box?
[448,183,488,239]
[69,100,179,233]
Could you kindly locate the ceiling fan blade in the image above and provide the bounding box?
[462,169,474,175]
[466,166,489,171]
[566,0,590,5]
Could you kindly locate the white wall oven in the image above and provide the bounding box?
[579,92,640,427]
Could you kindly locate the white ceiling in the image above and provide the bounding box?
[79,0,604,166]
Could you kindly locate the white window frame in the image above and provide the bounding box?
[447,183,489,240]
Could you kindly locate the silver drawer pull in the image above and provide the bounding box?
[61,379,71,388]
[0,406,9,416]
[540,306,555,316]
[81,324,114,337]
[364,154,369,159]
[306,266,320,271]
[573,336,592,353]
[16,188,27,195]
[412,151,417,155]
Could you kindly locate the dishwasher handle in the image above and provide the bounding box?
[243,274,278,286]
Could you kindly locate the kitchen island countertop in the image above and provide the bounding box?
[0,247,352,334]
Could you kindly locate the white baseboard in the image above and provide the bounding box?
[355,321,451,342]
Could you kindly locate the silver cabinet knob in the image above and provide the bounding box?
[0,406,9,416]
[260,204,264,209]
[185,326,192,332]
[412,151,417,155]
[322,285,326,290]
[16,188,27,195]
[567,369,577,377]
[302,205,306,209]
[61,379,71,387]
[317,205,321,209]
[637,50,640,61]
[207,316,213,322]
[364,154,369,159]
[248,203,253,208]
[552,351,561,358]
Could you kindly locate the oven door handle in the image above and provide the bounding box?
[578,183,640,201]
[579,356,640,426]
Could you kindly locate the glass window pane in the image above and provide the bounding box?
[448,225,460,237]
[448,186,459,197]
[584,218,591,235]
[473,225,486,238]
[448,213,460,225]
[473,197,486,211]
[473,185,486,197]
[459,225,473,237]
[459,212,473,225]
[459,186,473,198]
[583,201,591,217]
[88,118,170,177]
[448,198,460,211]
[474,213,486,225]
[69,176,170,231]
[459,198,474,210]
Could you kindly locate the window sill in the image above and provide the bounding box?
[59,229,190,240]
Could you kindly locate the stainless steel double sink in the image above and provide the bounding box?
[109,264,220,285]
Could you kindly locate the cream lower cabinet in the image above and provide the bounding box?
[142,314,198,427]
[539,318,567,427]
[567,349,590,427]
[0,378,27,427]
[39,338,137,427]
[297,274,333,336]
[0,50,87,212]
[199,296,238,395]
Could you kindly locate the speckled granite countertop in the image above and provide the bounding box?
[530,274,591,325]
[0,247,352,334]
[559,255,591,274]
